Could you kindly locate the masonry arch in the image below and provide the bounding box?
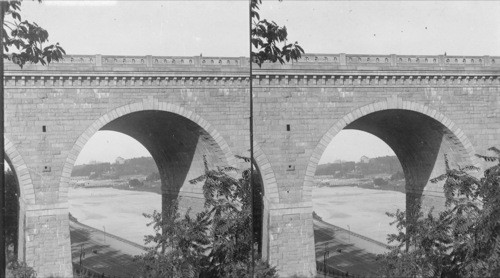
[253,143,279,205]
[60,101,236,215]
[305,98,478,214]
[4,137,34,262]
[5,137,35,206]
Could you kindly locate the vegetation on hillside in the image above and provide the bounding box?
[71,157,158,179]
[315,155,403,177]
[378,147,500,277]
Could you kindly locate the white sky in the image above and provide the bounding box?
[19,1,500,165]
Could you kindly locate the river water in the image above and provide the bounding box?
[313,186,405,243]
[69,185,405,245]
[69,187,161,245]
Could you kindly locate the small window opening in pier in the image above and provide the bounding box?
[286,124,290,131]
[42,126,46,132]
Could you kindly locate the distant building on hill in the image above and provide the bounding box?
[360,155,370,163]
[115,157,125,165]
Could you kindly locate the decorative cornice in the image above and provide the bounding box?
[252,74,499,87]
[3,74,250,88]
[3,73,498,88]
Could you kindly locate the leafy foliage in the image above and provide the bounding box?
[135,157,277,278]
[2,1,65,68]
[129,178,143,187]
[6,259,37,278]
[373,177,389,186]
[378,147,500,277]
[251,0,304,67]
[137,203,211,277]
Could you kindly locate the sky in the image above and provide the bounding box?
[18,1,500,165]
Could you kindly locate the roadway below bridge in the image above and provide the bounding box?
[314,219,390,277]
[70,218,390,277]
[69,220,145,277]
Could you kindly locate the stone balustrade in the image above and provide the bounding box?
[5,53,499,71]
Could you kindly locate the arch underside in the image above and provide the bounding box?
[345,109,471,213]
[4,136,33,263]
[101,110,228,214]
[4,155,26,262]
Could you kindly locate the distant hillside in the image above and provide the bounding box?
[316,156,403,177]
[72,157,158,178]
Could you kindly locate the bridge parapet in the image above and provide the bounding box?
[5,53,499,72]
[294,53,498,67]
[4,54,249,72]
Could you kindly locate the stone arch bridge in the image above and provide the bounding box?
[4,53,499,277]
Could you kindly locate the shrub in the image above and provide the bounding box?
[378,147,500,277]
[373,177,388,186]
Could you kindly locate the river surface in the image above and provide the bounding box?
[69,185,405,245]
[69,187,161,245]
[313,186,405,243]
